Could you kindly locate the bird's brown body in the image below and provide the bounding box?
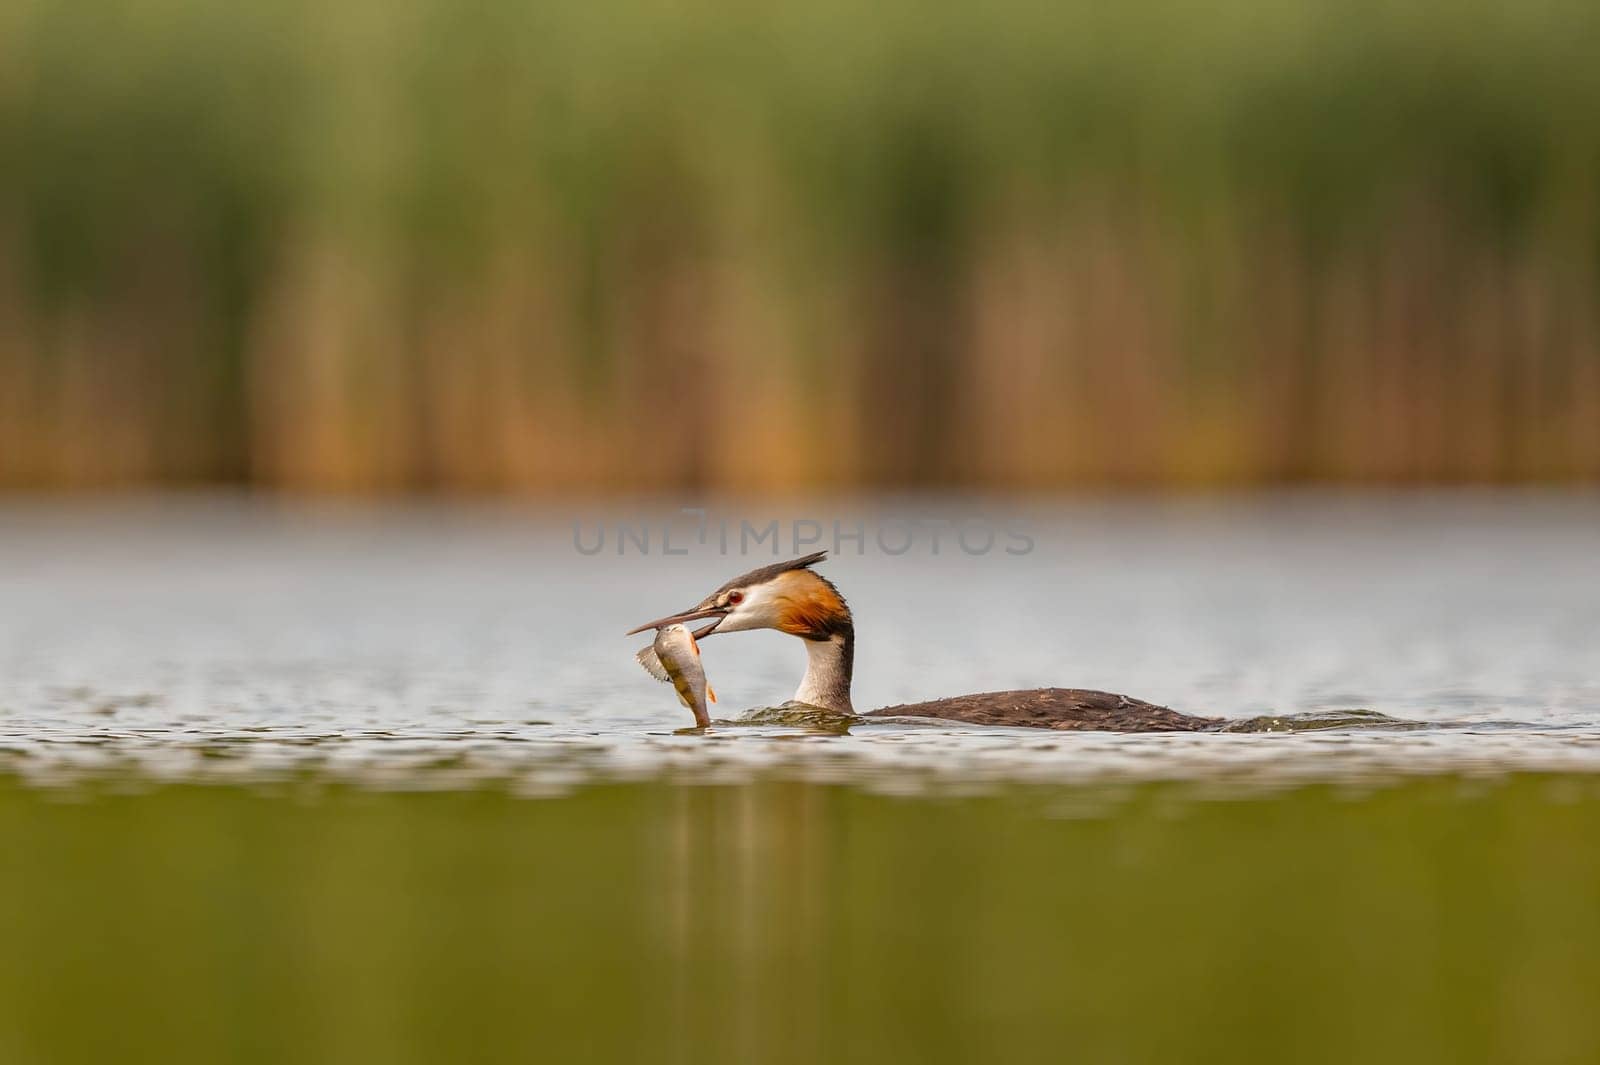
[629,552,1217,732]
[864,688,1219,731]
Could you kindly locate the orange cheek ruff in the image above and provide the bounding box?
[773,573,847,638]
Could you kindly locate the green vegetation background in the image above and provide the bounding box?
[2,0,1599,491]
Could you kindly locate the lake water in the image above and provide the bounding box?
[2,492,1598,792]
[4,493,1600,1064]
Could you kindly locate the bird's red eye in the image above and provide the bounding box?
[727,591,744,605]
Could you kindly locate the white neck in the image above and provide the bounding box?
[793,634,854,714]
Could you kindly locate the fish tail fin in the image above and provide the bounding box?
[706,684,717,704]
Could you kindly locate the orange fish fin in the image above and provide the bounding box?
[707,684,717,704]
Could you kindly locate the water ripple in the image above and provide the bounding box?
[4,715,1600,796]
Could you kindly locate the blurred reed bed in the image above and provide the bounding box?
[1,0,1599,492]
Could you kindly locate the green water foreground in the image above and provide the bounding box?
[3,774,1599,1065]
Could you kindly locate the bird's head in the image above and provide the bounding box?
[626,551,851,642]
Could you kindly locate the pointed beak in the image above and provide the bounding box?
[625,605,728,637]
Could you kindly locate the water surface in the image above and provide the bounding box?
[2,493,1597,791]
[6,495,1600,1063]
[4,775,1600,1065]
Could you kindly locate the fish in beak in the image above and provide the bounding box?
[635,623,717,728]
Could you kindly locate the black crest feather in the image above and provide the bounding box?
[714,550,829,596]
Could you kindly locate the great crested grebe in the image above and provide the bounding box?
[625,551,1220,731]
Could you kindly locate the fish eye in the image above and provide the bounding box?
[727,591,744,606]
